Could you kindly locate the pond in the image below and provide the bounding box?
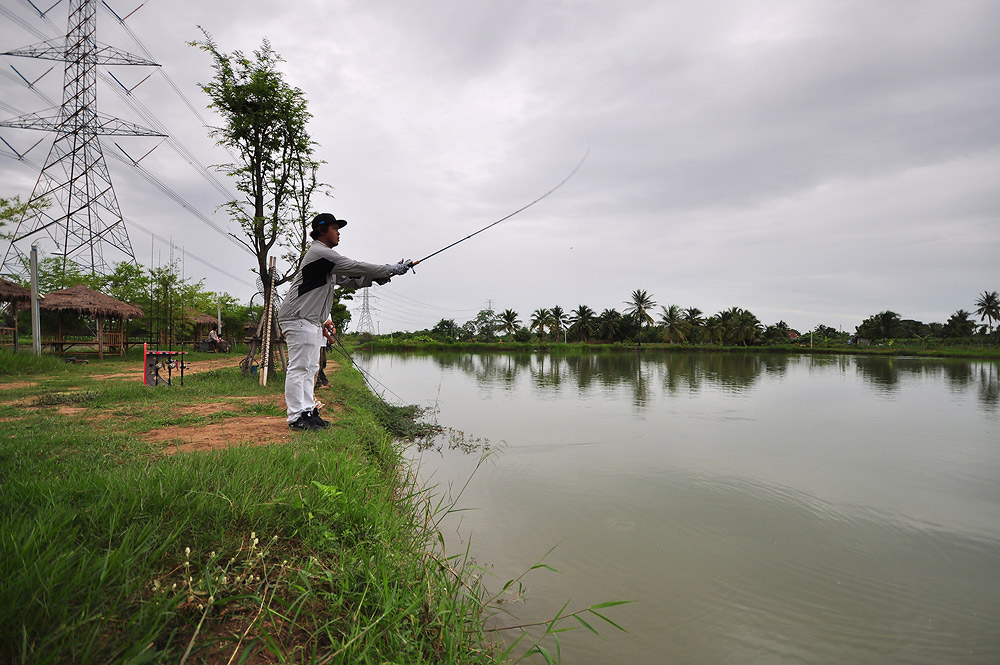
[356,351,1000,665]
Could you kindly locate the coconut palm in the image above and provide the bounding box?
[549,305,569,341]
[658,304,687,343]
[975,290,999,333]
[568,304,597,342]
[944,309,976,338]
[529,308,550,338]
[597,308,624,342]
[683,307,704,342]
[734,308,763,346]
[624,289,656,345]
[499,309,520,337]
[703,315,723,345]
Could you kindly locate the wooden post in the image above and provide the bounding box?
[260,257,277,386]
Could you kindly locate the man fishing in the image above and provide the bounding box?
[278,213,411,431]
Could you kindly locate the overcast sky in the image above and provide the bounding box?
[2,0,998,334]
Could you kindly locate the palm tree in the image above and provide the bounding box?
[549,305,569,342]
[975,290,999,333]
[875,310,901,340]
[764,320,791,344]
[703,315,723,345]
[624,289,656,346]
[499,309,520,337]
[717,307,738,345]
[734,308,763,346]
[597,308,624,342]
[658,304,687,343]
[944,309,976,338]
[529,308,550,338]
[568,304,596,342]
[683,307,704,343]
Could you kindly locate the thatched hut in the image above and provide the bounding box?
[183,309,219,345]
[0,278,31,350]
[39,284,144,358]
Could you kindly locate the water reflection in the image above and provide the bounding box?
[360,349,1000,665]
[375,351,999,414]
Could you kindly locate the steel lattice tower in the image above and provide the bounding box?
[355,287,376,335]
[0,0,163,278]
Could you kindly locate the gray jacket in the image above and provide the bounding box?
[278,241,394,326]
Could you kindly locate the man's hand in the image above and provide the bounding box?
[389,260,411,276]
[322,320,336,343]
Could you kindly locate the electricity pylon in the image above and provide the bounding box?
[355,287,376,334]
[0,0,163,278]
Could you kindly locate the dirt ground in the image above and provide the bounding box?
[1,355,340,455]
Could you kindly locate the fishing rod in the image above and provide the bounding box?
[409,150,589,268]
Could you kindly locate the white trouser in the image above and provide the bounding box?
[280,318,322,422]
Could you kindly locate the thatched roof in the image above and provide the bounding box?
[184,309,218,326]
[0,278,30,305]
[40,284,143,319]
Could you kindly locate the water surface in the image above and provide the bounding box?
[357,351,1000,664]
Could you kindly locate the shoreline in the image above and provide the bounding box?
[353,339,1000,360]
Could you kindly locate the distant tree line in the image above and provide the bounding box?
[399,288,1000,347]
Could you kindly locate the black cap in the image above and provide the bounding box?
[312,212,347,230]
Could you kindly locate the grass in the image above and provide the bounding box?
[0,350,502,664]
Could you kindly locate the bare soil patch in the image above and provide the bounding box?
[0,381,38,391]
[148,416,295,455]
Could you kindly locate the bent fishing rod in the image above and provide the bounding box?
[408,150,589,269]
[330,152,589,405]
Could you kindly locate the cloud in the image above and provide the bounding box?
[1,0,998,333]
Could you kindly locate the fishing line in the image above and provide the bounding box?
[329,332,407,409]
[410,149,589,268]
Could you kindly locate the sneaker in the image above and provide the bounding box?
[307,407,331,429]
[289,414,320,431]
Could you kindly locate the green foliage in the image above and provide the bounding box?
[0,195,49,239]
[191,31,325,295]
[943,309,977,338]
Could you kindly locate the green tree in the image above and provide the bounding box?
[1,195,49,242]
[36,256,102,293]
[624,289,656,346]
[431,318,459,341]
[467,308,500,340]
[530,308,550,338]
[703,315,723,345]
[764,320,791,344]
[658,304,687,343]
[974,290,999,333]
[568,304,596,342]
[732,308,763,346]
[499,309,521,338]
[943,309,976,338]
[683,307,704,342]
[549,305,569,342]
[857,310,901,341]
[596,308,624,342]
[193,33,323,296]
[100,261,151,305]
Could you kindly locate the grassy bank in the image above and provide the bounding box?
[355,338,1000,360]
[0,351,499,664]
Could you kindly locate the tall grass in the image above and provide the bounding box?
[0,360,499,663]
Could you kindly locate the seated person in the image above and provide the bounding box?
[209,325,225,352]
